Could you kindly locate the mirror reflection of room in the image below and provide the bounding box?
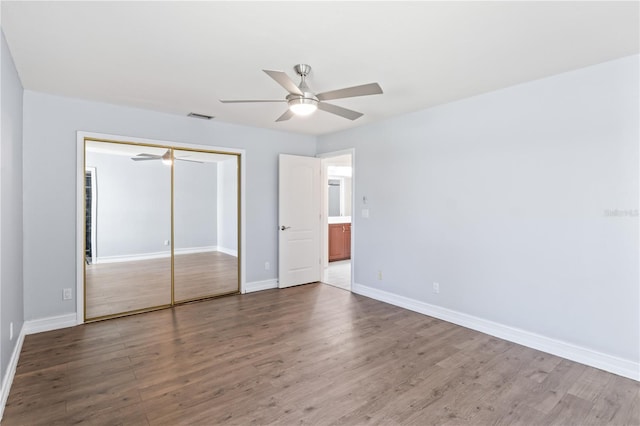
[84,140,239,321]
[85,141,172,319]
[173,150,238,302]
[327,166,352,219]
[328,178,342,217]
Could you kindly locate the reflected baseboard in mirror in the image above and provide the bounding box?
[85,251,238,319]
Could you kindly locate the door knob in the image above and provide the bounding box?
[280,225,291,231]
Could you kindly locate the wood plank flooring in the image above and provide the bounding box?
[85,251,238,319]
[3,283,638,425]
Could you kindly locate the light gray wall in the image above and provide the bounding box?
[22,91,315,319]
[86,151,173,259]
[88,149,233,258]
[0,30,24,383]
[174,158,218,251]
[317,55,639,363]
[217,157,238,253]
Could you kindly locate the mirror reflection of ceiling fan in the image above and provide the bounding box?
[220,64,383,122]
[130,150,203,165]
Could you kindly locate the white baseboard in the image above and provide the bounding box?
[95,246,229,263]
[95,251,171,264]
[352,283,639,381]
[0,324,25,422]
[174,246,218,255]
[244,279,278,293]
[216,246,238,257]
[23,313,77,335]
[1,314,77,420]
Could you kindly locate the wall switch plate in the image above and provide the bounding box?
[265,261,270,270]
[433,282,440,294]
[164,240,171,246]
[362,208,370,218]
[378,270,383,280]
[63,288,72,300]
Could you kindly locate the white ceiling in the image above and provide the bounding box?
[2,1,638,136]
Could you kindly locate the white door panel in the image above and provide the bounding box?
[279,154,321,288]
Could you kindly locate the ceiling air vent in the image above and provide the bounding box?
[188,112,214,120]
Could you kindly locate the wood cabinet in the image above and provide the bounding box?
[329,223,351,262]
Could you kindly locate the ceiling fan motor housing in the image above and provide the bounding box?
[294,64,312,77]
[288,64,318,113]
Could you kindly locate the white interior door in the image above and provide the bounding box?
[278,154,321,288]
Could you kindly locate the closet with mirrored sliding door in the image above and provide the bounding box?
[83,138,240,322]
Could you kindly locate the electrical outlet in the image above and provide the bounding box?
[264,261,270,270]
[378,270,383,280]
[164,240,171,246]
[9,322,13,341]
[63,288,72,300]
[433,282,440,294]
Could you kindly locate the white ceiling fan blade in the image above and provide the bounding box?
[131,153,162,161]
[316,83,383,101]
[318,102,363,120]
[263,70,303,95]
[275,109,295,122]
[176,158,204,163]
[220,99,286,103]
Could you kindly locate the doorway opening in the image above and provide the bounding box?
[320,150,354,291]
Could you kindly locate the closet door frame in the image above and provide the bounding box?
[75,131,246,324]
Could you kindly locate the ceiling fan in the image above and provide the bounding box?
[131,150,203,165]
[220,64,383,122]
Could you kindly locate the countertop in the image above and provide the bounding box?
[328,216,351,224]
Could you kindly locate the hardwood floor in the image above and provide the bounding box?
[174,252,238,302]
[326,260,351,290]
[85,251,238,319]
[4,283,638,425]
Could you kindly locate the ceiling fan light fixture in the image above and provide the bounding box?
[288,97,318,116]
[161,150,172,166]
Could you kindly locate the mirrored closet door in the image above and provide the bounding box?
[84,141,172,320]
[84,139,240,322]
[173,149,239,302]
